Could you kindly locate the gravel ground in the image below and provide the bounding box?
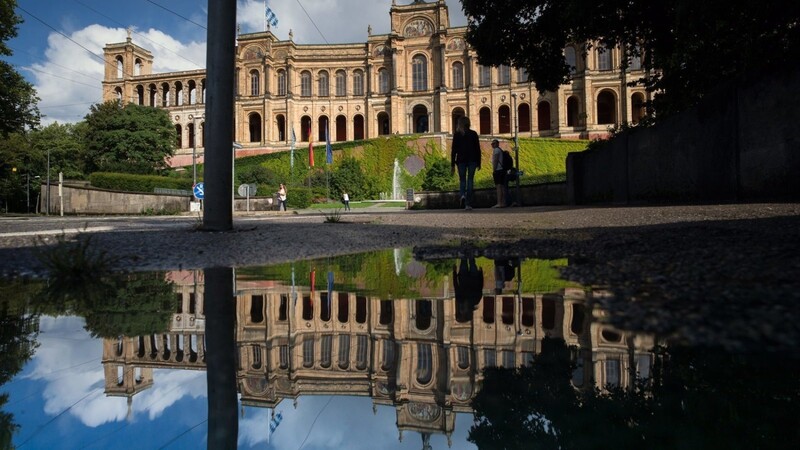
[2,202,798,351]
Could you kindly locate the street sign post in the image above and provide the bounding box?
[237,184,257,212]
[193,182,205,200]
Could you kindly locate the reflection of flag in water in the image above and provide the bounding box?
[269,412,283,432]
[291,264,296,307]
[327,270,334,312]
[325,123,333,164]
[310,269,316,295]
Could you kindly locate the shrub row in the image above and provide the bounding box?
[89,172,193,193]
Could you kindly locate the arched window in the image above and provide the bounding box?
[353,115,364,140]
[356,335,368,370]
[116,56,123,79]
[378,68,390,94]
[301,71,312,97]
[234,68,240,96]
[537,101,552,131]
[598,45,612,71]
[175,124,182,148]
[302,294,313,320]
[335,70,346,96]
[352,70,364,96]
[415,300,432,330]
[518,103,531,132]
[300,116,312,141]
[337,293,349,323]
[250,70,260,96]
[277,70,286,96]
[517,67,529,83]
[457,346,470,370]
[175,81,183,106]
[276,114,286,141]
[148,84,157,106]
[134,58,142,76]
[335,115,346,141]
[377,112,390,135]
[498,65,510,85]
[250,295,264,323]
[452,62,464,89]
[381,340,395,371]
[188,123,195,148]
[161,83,170,106]
[136,85,144,105]
[249,112,262,142]
[631,92,645,124]
[629,47,642,71]
[565,46,577,74]
[498,105,511,133]
[188,80,197,104]
[567,96,580,126]
[318,70,329,97]
[479,107,491,135]
[416,344,432,385]
[303,337,314,368]
[320,335,332,368]
[379,300,393,325]
[413,105,428,133]
[412,54,427,91]
[317,116,329,142]
[597,90,617,125]
[201,79,206,103]
[479,65,491,87]
[338,335,350,369]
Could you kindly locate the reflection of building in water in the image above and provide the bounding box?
[102,270,654,444]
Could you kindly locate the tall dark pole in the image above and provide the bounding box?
[511,94,521,206]
[205,267,238,449]
[46,149,50,216]
[203,0,236,231]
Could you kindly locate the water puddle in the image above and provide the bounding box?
[0,249,796,449]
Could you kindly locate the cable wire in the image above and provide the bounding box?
[143,0,207,30]
[296,396,334,450]
[294,0,330,44]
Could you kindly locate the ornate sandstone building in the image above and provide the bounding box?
[101,0,646,166]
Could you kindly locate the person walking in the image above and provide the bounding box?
[451,116,481,210]
[490,139,506,208]
[277,183,287,211]
[342,191,351,211]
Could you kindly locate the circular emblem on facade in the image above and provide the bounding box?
[321,106,326,112]
[408,402,441,422]
[245,377,267,394]
[306,322,311,328]
[520,93,526,99]
[174,115,180,121]
[175,315,181,321]
[451,382,472,402]
[481,97,486,104]
[355,105,361,111]
[303,106,308,112]
[188,114,194,120]
[338,105,344,111]
[501,95,506,102]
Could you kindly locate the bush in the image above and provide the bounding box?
[421,156,453,191]
[89,172,193,193]
[287,186,313,209]
[237,165,277,196]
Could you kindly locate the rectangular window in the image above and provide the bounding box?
[321,335,332,368]
[605,359,620,387]
[484,349,496,368]
[338,335,350,369]
[303,337,314,368]
[353,72,364,96]
[336,73,346,96]
[356,335,368,370]
[479,65,491,87]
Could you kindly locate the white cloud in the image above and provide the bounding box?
[29,0,467,125]
[27,316,206,428]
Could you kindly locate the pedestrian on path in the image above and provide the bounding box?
[451,116,481,210]
[278,184,287,211]
[491,139,506,208]
[342,191,351,211]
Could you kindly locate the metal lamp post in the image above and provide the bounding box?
[232,142,243,215]
[511,93,521,206]
[192,114,205,186]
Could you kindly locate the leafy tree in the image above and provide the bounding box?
[237,164,277,195]
[83,100,176,174]
[29,122,87,179]
[0,0,40,136]
[330,156,379,200]
[461,0,800,117]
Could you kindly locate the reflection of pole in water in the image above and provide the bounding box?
[205,267,237,448]
[393,248,403,276]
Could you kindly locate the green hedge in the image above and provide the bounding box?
[89,172,193,193]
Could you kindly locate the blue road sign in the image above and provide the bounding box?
[193,182,205,200]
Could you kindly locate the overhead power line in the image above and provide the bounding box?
[21,65,100,89]
[143,0,207,30]
[9,45,103,84]
[295,0,330,44]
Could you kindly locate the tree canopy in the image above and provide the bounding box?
[462,0,800,117]
[0,0,40,136]
[83,100,177,174]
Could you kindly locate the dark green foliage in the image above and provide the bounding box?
[30,122,87,179]
[237,164,277,196]
[421,156,453,191]
[286,186,312,209]
[0,1,40,137]
[330,156,379,200]
[83,101,176,174]
[461,0,800,117]
[89,172,193,193]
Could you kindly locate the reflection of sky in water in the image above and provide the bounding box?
[5,315,477,449]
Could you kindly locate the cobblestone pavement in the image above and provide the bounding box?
[2,202,799,351]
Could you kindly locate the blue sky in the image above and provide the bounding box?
[6,0,468,125]
[4,314,478,449]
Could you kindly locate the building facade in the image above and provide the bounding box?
[101,0,646,165]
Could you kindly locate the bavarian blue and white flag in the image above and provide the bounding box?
[325,123,333,164]
[266,5,279,28]
[269,411,283,433]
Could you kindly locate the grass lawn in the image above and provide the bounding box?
[305,201,405,210]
